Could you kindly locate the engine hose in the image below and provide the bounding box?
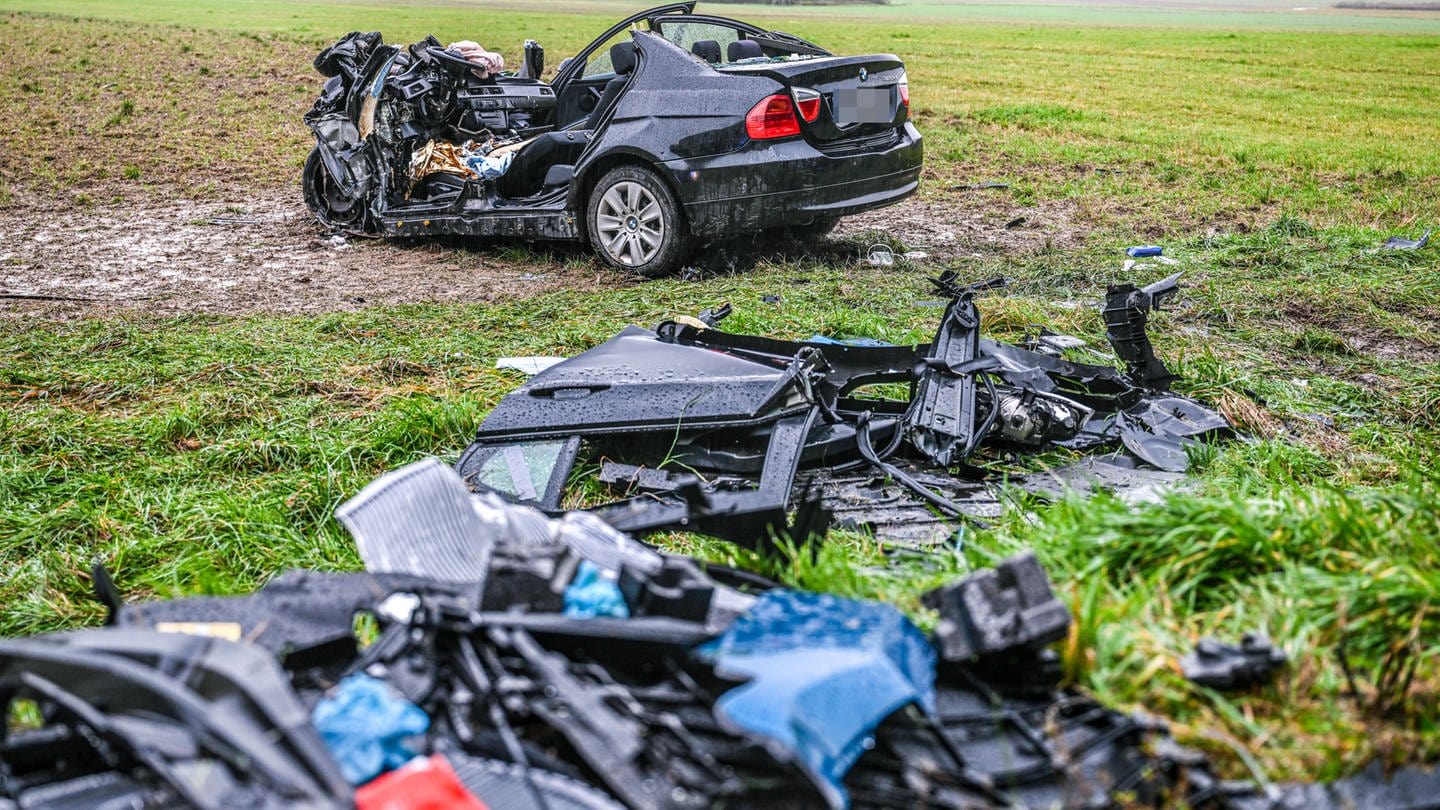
[856,414,988,527]
[961,371,1001,459]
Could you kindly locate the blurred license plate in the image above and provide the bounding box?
[832,87,893,124]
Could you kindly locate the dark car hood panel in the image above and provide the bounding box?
[475,326,808,440]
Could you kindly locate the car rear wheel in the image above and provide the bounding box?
[302,147,369,231]
[587,165,693,277]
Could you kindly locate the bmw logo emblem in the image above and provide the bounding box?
[859,67,868,81]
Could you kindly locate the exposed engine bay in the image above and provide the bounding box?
[306,32,561,219]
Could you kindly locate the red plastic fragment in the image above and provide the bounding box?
[355,754,489,810]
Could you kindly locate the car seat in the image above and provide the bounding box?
[499,42,636,197]
[691,39,721,64]
[585,41,637,129]
[727,39,763,61]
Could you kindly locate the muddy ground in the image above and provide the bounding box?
[0,185,1081,319]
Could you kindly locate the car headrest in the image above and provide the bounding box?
[727,39,764,62]
[691,39,721,64]
[610,42,637,75]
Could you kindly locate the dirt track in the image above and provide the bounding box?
[0,186,1081,319]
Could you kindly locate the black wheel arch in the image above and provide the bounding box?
[572,148,688,246]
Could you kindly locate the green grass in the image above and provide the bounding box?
[2,0,1439,787]
[8,0,1440,34]
[3,1,1438,229]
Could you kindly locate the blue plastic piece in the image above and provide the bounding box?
[805,334,893,347]
[1126,245,1163,257]
[312,672,430,785]
[563,560,631,619]
[698,590,935,808]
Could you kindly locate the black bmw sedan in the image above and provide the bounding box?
[303,2,922,276]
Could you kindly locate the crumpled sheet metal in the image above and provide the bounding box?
[699,590,936,808]
[1118,394,1231,472]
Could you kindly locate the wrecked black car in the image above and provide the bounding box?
[6,461,1436,810]
[457,272,1231,548]
[301,2,922,276]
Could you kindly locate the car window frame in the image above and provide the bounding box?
[650,16,753,63]
[651,13,830,59]
[550,2,696,94]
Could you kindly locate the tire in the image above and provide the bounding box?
[301,146,370,232]
[586,165,693,277]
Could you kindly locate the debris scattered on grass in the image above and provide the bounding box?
[496,356,566,375]
[949,181,1011,190]
[457,273,1231,549]
[4,460,1435,808]
[1181,634,1289,690]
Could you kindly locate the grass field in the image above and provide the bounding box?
[3,0,1440,786]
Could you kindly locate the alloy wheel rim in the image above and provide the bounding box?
[596,181,663,266]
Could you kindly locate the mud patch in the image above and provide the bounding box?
[836,192,1085,262]
[1281,299,1429,362]
[1,186,1076,319]
[0,189,611,319]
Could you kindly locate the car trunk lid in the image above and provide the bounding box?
[723,54,906,144]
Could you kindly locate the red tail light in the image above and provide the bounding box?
[898,72,910,110]
[793,87,821,123]
[745,94,801,140]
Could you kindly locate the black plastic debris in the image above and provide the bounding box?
[1181,633,1289,690]
[5,463,1439,810]
[458,273,1230,548]
[1261,761,1440,810]
[923,551,1071,662]
[1381,229,1431,250]
[1103,270,1181,390]
[0,628,353,809]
